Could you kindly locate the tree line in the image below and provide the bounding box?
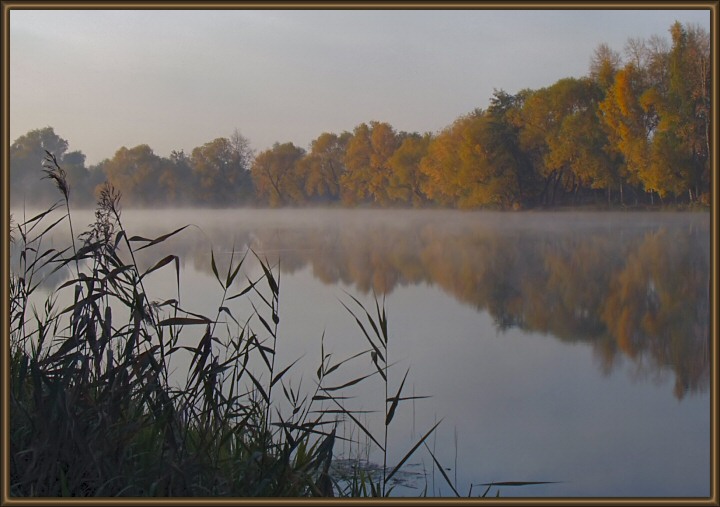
[10,21,710,209]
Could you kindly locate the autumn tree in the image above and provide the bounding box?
[652,22,711,201]
[598,22,710,203]
[590,43,622,91]
[516,78,619,206]
[485,90,539,207]
[299,131,351,203]
[386,132,432,207]
[420,116,469,207]
[543,78,619,204]
[10,22,708,210]
[156,149,194,204]
[420,110,520,209]
[597,63,658,201]
[102,145,167,206]
[515,87,558,205]
[340,123,372,205]
[340,121,400,206]
[251,142,306,207]
[190,132,254,206]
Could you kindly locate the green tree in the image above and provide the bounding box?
[517,79,620,206]
[61,150,95,207]
[684,24,712,201]
[652,22,711,202]
[230,129,256,202]
[84,161,109,205]
[543,78,619,204]
[10,127,70,207]
[486,90,538,207]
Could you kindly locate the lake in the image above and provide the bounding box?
[11,208,711,498]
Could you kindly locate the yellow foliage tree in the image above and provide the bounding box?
[251,142,306,207]
[340,122,400,206]
[420,112,518,209]
[387,133,432,206]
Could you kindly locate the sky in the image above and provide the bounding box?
[9,7,712,166]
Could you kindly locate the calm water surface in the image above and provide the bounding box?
[13,208,711,497]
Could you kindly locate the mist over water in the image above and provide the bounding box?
[10,207,711,497]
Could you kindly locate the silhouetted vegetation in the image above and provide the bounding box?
[11,154,502,498]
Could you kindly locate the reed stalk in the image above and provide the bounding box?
[9,153,485,498]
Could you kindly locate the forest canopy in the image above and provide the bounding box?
[10,22,710,209]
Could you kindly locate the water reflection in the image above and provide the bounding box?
[12,209,710,400]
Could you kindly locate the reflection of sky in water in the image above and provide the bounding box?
[10,208,710,497]
[270,268,710,497]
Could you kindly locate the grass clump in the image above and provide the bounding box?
[9,152,457,498]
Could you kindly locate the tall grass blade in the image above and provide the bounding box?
[210,249,222,288]
[311,394,354,402]
[245,369,270,404]
[385,419,442,485]
[34,214,67,245]
[321,394,384,451]
[254,253,279,296]
[339,300,384,364]
[19,203,62,232]
[219,306,240,327]
[188,325,212,387]
[140,254,180,289]
[323,350,369,378]
[157,317,210,326]
[422,442,460,497]
[252,304,276,338]
[321,371,377,392]
[270,357,302,389]
[128,225,190,251]
[385,367,410,426]
[225,249,248,288]
[345,293,383,344]
[226,276,260,301]
[58,292,107,316]
[374,295,388,345]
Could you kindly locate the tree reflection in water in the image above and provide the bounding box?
[213,211,710,401]
[14,209,709,400]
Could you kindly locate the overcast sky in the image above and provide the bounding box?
[10,8,711,165]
